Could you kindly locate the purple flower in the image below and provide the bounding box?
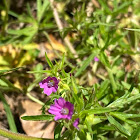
[94,57,99,62]
[48,97,74,121]
[73,118,80,130]
[39,76,59,96]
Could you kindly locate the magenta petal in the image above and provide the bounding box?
[52,77,59,84]
[39,82,46,88]
[67,115,72,120]
[48,105,61,114]
[46,76,52,82]
[54,98,65,108]
[64,102,74,114]
[73,118,79,129]
[39,76,59,96]
[54,115,63,121]
[48,97,74,121]
[60,115,68,119]
[51,87,57,93]
[94,57,99,62]
[44,88,52,96]
[54,99,62,108]
[57,97,66,107]
[50,104,61,110]
[48,109,61,115]
[53,100,62,109]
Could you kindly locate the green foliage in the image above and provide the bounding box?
[0,0,54,45]
[22,53,140,139]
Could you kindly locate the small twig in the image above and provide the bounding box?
[49,0,81,63]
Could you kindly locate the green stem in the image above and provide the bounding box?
[0,128,53,140]
[27,93,44,106]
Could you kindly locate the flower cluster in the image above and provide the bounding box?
[39,76,79,129]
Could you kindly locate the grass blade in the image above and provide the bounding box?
[0,92,17,132]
